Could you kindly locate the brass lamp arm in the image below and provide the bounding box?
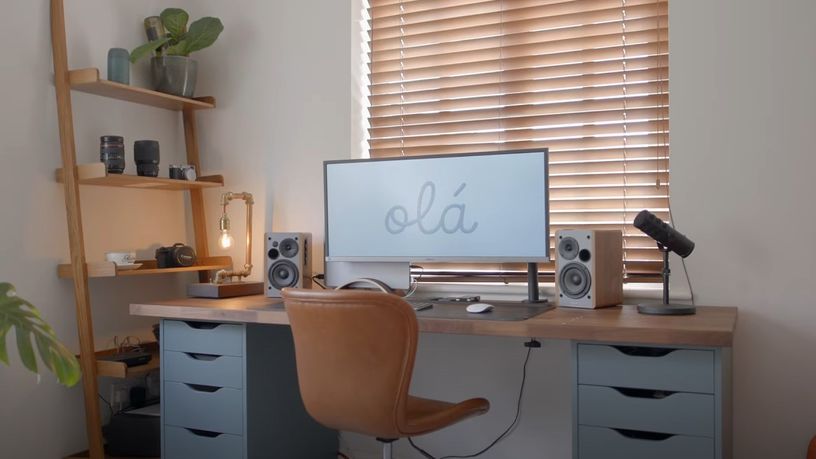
[215,192,254,284]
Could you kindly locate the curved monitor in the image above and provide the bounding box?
[324,149,549,263]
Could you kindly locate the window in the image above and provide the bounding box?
[365,0,669,282]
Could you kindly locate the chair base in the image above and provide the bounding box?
[377,438,396,459]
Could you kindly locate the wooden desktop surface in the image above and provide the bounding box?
[130,295,737,347]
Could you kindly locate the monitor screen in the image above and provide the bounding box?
[324,149,549,262]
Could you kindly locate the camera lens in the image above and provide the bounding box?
[134,140,160,177]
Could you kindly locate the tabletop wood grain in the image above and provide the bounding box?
[131,295,737,347]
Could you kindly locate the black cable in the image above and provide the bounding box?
[98,393,114,418]
[408,341,536,459]
[337,452,350,459]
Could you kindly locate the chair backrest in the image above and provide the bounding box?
[282,288,418,439]
[808,435,816,459]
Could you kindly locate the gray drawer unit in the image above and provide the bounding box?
[164,351,243,389]
[163,320,244,356]
[578,385,714,437]
[578,344,714,393]
[578,425,714,459]
[573,342,732,459]
[161,320,339,458]
[164,381,244,435]
[164,425,243,459]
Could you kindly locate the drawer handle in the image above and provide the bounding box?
[185,428,223,438]
[185,352,221,361]
[612,387,676,400]
[612,428,675,442]
[184,321,221,330]
[612,345,676,357]
[185,383,222,393]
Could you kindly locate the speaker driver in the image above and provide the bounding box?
[559,262,591,299]
[279,238,299,258]
[269,260,300,289]
[558,236,579,260]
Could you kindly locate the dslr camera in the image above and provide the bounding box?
[155,243,197,268]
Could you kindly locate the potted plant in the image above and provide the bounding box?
[0,283,80,387]
[130,8,224,98]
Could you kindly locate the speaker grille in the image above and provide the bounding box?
[268,260,300,289]
[279,238,299,258]
[559,262,591,299]
[558,236,579,260]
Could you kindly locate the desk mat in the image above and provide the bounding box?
[414,301,553,321]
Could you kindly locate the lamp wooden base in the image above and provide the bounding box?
[187,281,264,298]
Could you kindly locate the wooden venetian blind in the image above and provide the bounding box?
[365,0,670,282]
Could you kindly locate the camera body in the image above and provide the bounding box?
[155,243,196,268]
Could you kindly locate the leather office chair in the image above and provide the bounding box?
[282,288,490,459]
[808,434,816,459]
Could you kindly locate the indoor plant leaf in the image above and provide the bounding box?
[160,8,189,39]
[129,36,172,63]
[0,283,81,386]
[0,323,10,365]
[180,17,224,55]
[15,328,37,373]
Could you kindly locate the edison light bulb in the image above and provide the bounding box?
[219,229,234,249]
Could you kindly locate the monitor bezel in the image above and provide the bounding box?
[323,148,550,263]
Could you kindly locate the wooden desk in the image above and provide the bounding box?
[131,295,737,459]
[130,294,737,347]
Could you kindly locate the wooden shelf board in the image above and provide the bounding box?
[92,342,159,379]
[58,256,232,279]
[68,68,215,111]
[56,162,223,191]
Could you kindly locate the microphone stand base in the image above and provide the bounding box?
[637,303,696,315]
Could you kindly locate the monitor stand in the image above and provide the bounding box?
[325,261,410,290]
[525,262,549,304]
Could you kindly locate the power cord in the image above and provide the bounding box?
[408,339,540,459]
[98,393,114,418]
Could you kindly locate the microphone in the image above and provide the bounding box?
[633,210,695,258]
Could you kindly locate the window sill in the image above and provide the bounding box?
[413,282,692,303]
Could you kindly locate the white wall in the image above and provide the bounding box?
[0,1,210,457]
[670,1,816,458]
[3,0,815,457]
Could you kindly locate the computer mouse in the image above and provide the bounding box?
[466,303,494,314]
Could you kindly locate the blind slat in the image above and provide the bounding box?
[370,79,668,118]
[371,41,667,85]
[370,27,667,74]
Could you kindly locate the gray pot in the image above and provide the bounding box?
[151,56,198,98]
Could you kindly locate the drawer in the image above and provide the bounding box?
[578,385,714,437]
[164,381,243,435]
[163,320,244,356]
[164,350,243,389]
[578,344,714,393]
[578,425,714,459]
[164,425,243,459]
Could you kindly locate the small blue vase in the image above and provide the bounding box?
[107,48,130,84]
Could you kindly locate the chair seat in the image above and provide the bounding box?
[402,395,490,436]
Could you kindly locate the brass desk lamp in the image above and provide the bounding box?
[187,191,264,298]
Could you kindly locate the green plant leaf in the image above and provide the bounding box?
[160,8,189,39]
[180,17,224,55]
[0,283,81,386]
[129,36,172,63]
[15,328,37,373]
[0,324,10,365]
